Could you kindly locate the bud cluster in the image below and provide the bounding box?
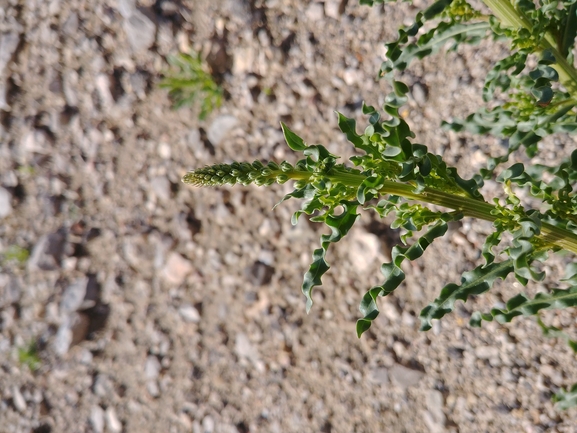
[182,160,297,187]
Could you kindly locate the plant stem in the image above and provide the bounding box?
[483,0,577,96]
[298,168,577,255]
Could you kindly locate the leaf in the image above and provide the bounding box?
[470,286,577,326]
[419,260,515,331]
[554,384,577,410]
[357,220,450,336]
[302,202,359,312]
[281,122,307,151]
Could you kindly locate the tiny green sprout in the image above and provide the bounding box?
[17,341,41,372]
[159,51,223,120]
[2,245,29,266]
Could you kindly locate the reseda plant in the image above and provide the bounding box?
[183,0,577,407]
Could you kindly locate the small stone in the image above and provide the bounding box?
[117,0,136,18]
[347,230,380,273]
[245,261,274,286]
[426,390,446,426]
[161,252,193,285]
[0,187,12,218]
[95,74,114,108]
[306,3,324,21]
[474,345,499,360]
[158,142,171,159]
[145,355,161,379]
[105,407,122,433]
[324,0,341,19]
[123,10,156,52]
[202,416,215,433]
[412,83,428,106]
[369,368,389,385]
[60,277,88,313]
[150,176,170,202]
[93,374,113,397]
[0,32,20,76]
[90,405,105,433]
[207,115,238,146]
[27,229,66,271]
[179,305,200,323]
[12,386,26,413]
[389,363,425,390]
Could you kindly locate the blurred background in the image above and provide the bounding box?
[1,0,576,432]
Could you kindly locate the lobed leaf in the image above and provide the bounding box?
[419,260,514,331]
[302,202,360,312]
[470,286,577,326]
[357,219,452,336]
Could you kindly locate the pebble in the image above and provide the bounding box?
[179,305,200,323]
[90,405,105,433]
[202,416,215,433]
[27,230,66,271]
[306,2,324,21]
[60,277,88,313]
[369,368,389,385]
[123,10,156,53]
[150,175,171,202]
[324,0,342,19]
[0,187,12,218]
[105,407,122,433]
[389,363,425,390]
[474,346,500,360]
[12,385,26,413]
[426,390,446,426]
[0,32,20,76]
[206,115,238,146]
[145,355,161,379]
[245,261,274,286]
[161,252,193,286]
[347,230,380,273]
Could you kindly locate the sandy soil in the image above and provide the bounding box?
[1,0,577,432]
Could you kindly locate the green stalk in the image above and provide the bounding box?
[483,0,577,96]
[183,162,577,255]
[323,169,577,255]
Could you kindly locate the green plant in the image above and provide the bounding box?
[182,0,577,408]
[2,245,29,266]
[159,51,223,120]
[17,341,41,372]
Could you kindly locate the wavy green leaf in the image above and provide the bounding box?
[419,260,514,331]
[470,286,577,326]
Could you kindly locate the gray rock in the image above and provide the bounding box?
[60,277,88,313]
[369,368,389,385]
[90,405,105,433]
[426,390,446,426]
[123,10,156,53]
[93,374,114,398]
[207,115,238,146]
[179,305,200,323]
[0,187,12,218]
[27,229,66,271]
[11,386,26,413]
[117,0,136,18]
[105,407,122,433]
[0,32,20,76]
[161,252,193,286]
[150,176,170,202]
[389,363,425,390]
[202,416,215,433]
[145,355,161,379]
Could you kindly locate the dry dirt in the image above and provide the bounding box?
[1,0,577,432]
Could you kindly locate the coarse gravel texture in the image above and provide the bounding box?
[1,0,577,432]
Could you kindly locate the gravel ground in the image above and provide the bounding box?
[1,0,577,432]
